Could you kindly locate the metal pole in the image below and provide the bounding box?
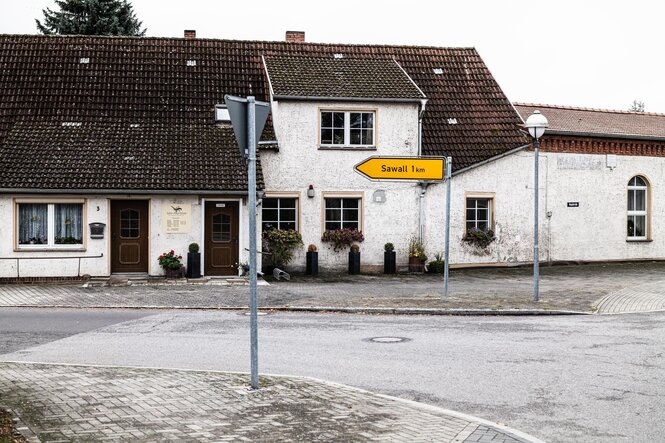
[247,96,259,389]
[533,137,540,302]
[444,157,452,299]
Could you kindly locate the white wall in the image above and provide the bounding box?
[425,150,665,266]
[263,100,423,271]
[0,194,252,278]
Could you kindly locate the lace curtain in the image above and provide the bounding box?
[55,204,83,244]
[18,204,48,244]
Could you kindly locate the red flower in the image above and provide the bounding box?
[170,250,174,255]
[159,255,163,259]
[178,256,182,259]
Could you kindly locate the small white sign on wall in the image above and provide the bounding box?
[163,204,192,234]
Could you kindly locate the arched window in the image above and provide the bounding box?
[627,176,648,240]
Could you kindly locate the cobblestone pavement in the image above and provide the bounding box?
[0,362,538,442]
[1,262,665,313]
[594,280,665,313]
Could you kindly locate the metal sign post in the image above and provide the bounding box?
[225,95,270,390]
[444,157,452,299]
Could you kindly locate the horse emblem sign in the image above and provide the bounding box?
[163,203,192,233]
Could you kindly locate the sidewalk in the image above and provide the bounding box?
[1,262,665,314]
[0,362,540,442]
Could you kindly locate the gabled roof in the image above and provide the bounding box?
[514,103,665,140]
[263,55,425,101]
[0,34,528,191]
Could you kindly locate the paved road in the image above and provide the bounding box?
[1,309,663,442]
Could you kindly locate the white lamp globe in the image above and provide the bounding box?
[525,110,549,139]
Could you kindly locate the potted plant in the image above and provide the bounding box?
[384,242,396,274]
[321,228,364,252]
[186,242,201,278]
[348,244,361,274]
[408,237,427,273]
[158,250,183,278]
[306,244,318,276]
[428,252,445,274]
[262,229,304,273]
[462,227,496,249]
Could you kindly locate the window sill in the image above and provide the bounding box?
[15,247,87,252]
[319,146,377,151]
[626,239,652,243]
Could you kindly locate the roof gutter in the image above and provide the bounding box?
[546,130,665,143]
[272,95,425,104]
[0,188,253,195]
[452,144,531,177]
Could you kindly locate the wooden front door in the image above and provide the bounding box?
[111,200,149,273]
[205,201,239,276]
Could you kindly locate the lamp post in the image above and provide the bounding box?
[525,110,548,302]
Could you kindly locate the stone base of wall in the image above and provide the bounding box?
[0,276,90,285]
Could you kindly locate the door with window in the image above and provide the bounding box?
[205,201,239,276]
[111,200,149,273]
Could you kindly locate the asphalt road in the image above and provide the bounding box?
[1,308,663,442]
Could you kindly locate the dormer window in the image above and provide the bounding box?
[320,110,375,148]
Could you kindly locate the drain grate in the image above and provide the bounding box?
[363,336,412,344]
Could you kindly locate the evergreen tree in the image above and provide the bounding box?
[36,0,146,36]
[629,99,645,112]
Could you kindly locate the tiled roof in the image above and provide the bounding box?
[0,35,528,191]
[0,122,261,191]
[263,55,425,100]
[514,103,665,139]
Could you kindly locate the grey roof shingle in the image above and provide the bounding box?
[514,103,665,139]
[264,55,425,100]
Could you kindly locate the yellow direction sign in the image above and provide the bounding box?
[354,156,446,181]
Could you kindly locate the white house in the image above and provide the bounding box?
[4,31,658,281]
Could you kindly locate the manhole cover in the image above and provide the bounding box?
[363,336,412,343]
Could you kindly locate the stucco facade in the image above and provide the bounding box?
[0,195,253,279]
[263,100,423,271]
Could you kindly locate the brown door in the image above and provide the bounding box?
[111,200,149,273]
[205,201,239,276]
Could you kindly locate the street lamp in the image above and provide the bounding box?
[525,110,548,302]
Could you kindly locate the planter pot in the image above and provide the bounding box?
[186,252,201,278]
[165,267,182,279]
[306,251,319,275]
[408,256,425,273]
[348,251,361,275]
[384,251,396,274]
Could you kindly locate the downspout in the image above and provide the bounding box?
[417,98,428,242]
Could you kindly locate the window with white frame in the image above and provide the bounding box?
[466,198,492,231]
[324,197,361,230]
[320,111,374,147]
[262,198,298,231]
[17,202,84,246]
[627,176,648,239]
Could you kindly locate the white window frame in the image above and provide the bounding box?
[322,193,363,231]
[319,110,376,148]
[261,196,299,232]
[627,176,648,241]
[465,194,494,232]
[15,199,86,250]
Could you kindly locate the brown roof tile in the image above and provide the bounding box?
[0,122,260,191]
[264,55,425,100]
[514,103,665,139]
[0,34,528,190]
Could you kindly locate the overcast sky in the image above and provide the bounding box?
[3,0,664,113]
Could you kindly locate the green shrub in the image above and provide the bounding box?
[188,242,200,253]
[262,229,303,268]
[384,242,394,252]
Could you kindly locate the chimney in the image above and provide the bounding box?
[285,31,305,43]
[184,30,196,39]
